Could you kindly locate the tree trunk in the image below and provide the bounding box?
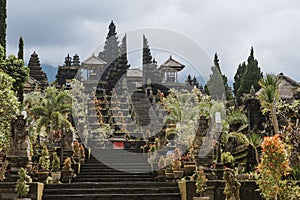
[254,148,259,165]
[271,103,279,135]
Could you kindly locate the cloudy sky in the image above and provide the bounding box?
[6,0,300,82]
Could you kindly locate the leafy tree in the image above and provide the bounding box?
[257,74,279,135]
[163,89,202,145]
[0,70,20,149]
[28,87,73,144]
[2,54,29,103]
[0,0,6,57]
[236,47,263,104]
[0,45,19,149]
[18,36,24,60]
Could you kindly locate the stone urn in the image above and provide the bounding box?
[37,170,49,183]
[61,169,73,183]
[165,168,174,180]
[51,171,61,183]
[184,162,196,176]
[173,169,184,179]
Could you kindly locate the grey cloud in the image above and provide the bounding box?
[6,0,300,81]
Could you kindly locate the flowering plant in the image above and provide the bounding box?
[172,159,182,170]
[195,167,208,197]
[256,134,292,199]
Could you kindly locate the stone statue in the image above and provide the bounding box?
[193,116,209,154]
[64,130,73,151]
[0,160,8,181]
[223,169,241,200]
[10,115,29,155]
[118,111,127,131]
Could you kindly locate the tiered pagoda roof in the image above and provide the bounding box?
[56,54,81,88]
[27,51,48,91]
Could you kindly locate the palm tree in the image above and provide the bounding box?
[29,87,73,145]
[163,89,202,144]
[230,132,262,164]
[257,74,279,135]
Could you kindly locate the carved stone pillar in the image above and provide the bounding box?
[6,115,31,182]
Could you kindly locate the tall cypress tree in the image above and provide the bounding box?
[0,0,7,57]
[236,47,263,104]
[0,44,5,68]
[186,74,193,86]
[192,76,200,88]
[18,37,24,60]
[233,62,246,96]
[3,55,29,103]
[205,53,232,100]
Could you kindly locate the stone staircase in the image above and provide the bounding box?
[42,149,181,200]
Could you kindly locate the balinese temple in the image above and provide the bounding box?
[277,73,300,101]
[81,54,106,80]
[55,54,81,89]
[26,51,48,92]
[81,54,107,93]
[158,56,185,83]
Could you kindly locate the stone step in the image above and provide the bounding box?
[43,187,179,195]
[76,171,151,175]
[84,159,148,163]
[74,177,154,182]
[90,149,145,154]
[42,148,181,200]
[42,193,181,200]
[79,169,152,173]
[80,168,152,173]
[82,164,150,168]
[80,168,149,172]
[44,182,178,189]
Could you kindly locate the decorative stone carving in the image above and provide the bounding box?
[9,115,29,157]
[64,130,73,151]
[6,115,31,182]
[223,169,241,200]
